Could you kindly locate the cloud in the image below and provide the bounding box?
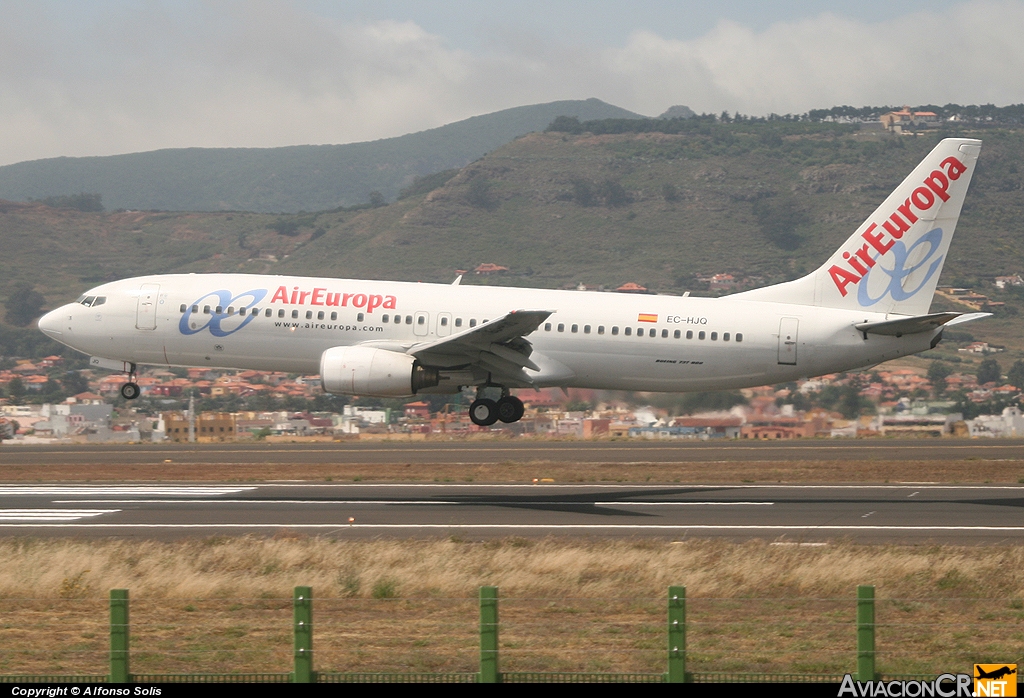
[1,1,1023,165]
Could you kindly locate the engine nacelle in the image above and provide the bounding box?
[320,346,439,397]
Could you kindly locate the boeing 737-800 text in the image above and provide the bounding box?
[38,138,988,426]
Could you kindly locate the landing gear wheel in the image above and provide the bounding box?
[469,398,499,427]
[496,396,525,423]
[120,382,140,400]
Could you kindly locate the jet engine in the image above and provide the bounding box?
[320,346,439,397]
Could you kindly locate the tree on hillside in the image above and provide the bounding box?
[4,377,25,405]
[661,183,679,202]
[465,178,498,210]
[927,361,953,396]
[752,196,808,251]
[1007,359,1024,390]
[5,283,46,327]
[976,357,1002,386]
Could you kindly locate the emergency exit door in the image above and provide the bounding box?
[778,318,799,365]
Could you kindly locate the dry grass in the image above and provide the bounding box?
[1,457,1023,483]
[0,537,1022,677]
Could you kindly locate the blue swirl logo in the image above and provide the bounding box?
[179,289,268,337]
[857,228,945,307]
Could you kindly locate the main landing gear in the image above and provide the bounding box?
[119,364,140,400]
[469,389,525,427]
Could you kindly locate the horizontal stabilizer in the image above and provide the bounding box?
[854,312,990,337]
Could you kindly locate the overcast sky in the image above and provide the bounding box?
[2,0,1023,166]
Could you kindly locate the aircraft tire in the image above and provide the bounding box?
[469,398,499,427]
[120,382,140,400]
[496,396,525,423]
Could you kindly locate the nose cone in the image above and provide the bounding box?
[38,307,67,340]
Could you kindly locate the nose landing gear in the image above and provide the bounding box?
[469,388,525,427]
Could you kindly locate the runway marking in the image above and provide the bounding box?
[0,524,1023,532]
[908,491,919,497]
[0,509,119,522]
[0,487,256,496]
[862,511,876,518]
[54,497,774,503]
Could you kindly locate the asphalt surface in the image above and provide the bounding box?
[3,439,1024,465]
[1,482,1022,543]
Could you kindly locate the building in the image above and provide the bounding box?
[163,412,237,442]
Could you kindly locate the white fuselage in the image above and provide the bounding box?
[40,273,938,392]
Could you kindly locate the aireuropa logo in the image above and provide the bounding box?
[179,289,267,337]
[839,673,972,697]
[974,664,1017,697]
[856,228,945,308]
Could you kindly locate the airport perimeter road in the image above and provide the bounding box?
[0,482,1022,543]
[4,439,1024,466]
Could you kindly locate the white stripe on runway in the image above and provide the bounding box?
[52,499,774,506]
[0,487,256,496]
[0,509,119,522]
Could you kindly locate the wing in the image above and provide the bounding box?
[408,309,553,385]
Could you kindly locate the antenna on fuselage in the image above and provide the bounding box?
[452,275,463,286]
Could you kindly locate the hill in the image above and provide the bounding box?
[4,120,1024,366]
[0,99,643,213]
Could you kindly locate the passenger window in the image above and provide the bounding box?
[179,304,186,313]
[292,310,299,319]
[571,324,578,333]
[415,315,422,324]
[597,326,604,334]
[637,328,644,337]
[612,326,619,335]
[331,312,337,321]
[278,309,284,318]
[395,315,401,324]
[723,333,730,341]
[469,319,476,327]
[624,327,632,336]
[359,313,365,322]
[239,308,246,316]
[406,315,413,324]
[192,305,199,313]
[698,331,706,340]
[227,307,234,315]
[382,314,389,323]
[674,330,680,339]
[440,317,448,326]
[317,311,324,320]
[544,323,551,331]
[710,332,718,340]
[204,305,211,314]
[304,310,311,319]
[557,323,564,332]
[736,333,743,342]
[584,325,591,334]
[661,329,668,338]
[686,330,693,339]
[215,306,223,314]
[455,318,463,327]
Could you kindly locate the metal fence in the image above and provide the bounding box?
[0,585,1018,683]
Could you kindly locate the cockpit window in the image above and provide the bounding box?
[76,295,87,304]
[78,295,107,307]
[92,296,106,307]
[82,296,96,306]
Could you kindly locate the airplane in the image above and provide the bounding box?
[38,137,988,427]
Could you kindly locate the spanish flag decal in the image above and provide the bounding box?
[638,313,658,323]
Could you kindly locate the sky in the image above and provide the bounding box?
[2,0,1024,166]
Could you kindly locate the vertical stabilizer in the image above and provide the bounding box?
[733,138,981,315]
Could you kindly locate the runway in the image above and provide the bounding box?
[1,482,1022,543]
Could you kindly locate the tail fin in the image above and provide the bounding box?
[733,138,982,315]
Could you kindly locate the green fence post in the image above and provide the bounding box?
[480,586,499,683]
[110,589,129,683]
[667,586,686,683]
[294,586,313,683]
[857,585,875,682]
